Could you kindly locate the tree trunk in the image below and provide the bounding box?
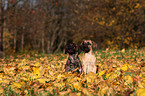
[14,5,17,52]
[47,40,51,53]
[41,31,45,53]
[21,28,24,51]
[54,36,64,53]
[0,0,4,57]
[13,23,17,52]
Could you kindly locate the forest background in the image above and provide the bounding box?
[0,0,145,57]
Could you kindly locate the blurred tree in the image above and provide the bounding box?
[0,0,4,57]
[0,0,24,57]
[1,0,145,56]
[86,0,145,49]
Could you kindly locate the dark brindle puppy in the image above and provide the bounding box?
[65,42,83,73]
[81,40,97,74]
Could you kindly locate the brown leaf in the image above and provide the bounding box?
[59,89,71,95]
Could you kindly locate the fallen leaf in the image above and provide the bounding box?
[98,70,105,77]
[136,88,145,96]
[0,86,4,94]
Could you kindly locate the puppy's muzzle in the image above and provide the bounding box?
[81,43,90,53]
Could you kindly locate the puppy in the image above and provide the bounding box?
[81,40,97,74]
[65,42,83,73]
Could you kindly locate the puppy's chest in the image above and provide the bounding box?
[68,56,80,64]
[83,53,96,63]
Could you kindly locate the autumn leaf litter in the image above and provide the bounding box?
[0,48,145,95]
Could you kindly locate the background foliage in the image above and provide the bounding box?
[0,0,145,55]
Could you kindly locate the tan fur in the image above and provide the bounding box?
[81,40,96,74]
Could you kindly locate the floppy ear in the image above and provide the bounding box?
[65,48,68,54]
[75,45,81,55]
[65,50,68,54]
[65,45,68,54]
[81,40,85,46]
[80,40,85,51]
[92,41,98,50]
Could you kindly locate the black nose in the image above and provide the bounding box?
[87,42,91,45]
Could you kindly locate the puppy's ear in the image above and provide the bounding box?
[92,41,98,50]
[75,45,81,55]
[80,41,85,51]
[81,40,85,46]
[65,46,68,54]
[65,49,68,54]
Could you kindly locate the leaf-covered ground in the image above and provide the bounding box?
[0,48,145,96]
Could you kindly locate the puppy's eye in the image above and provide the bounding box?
[82,42,85,45]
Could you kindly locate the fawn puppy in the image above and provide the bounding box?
[81,40,97,74]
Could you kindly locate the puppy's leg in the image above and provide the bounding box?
[78,59,83,73]
[92,65,96,74]
[86,63,89,74]
[83,63,87,74]
[65,59,71,72]
[88,64,95,74]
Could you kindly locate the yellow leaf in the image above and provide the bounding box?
[37,78,50,84]
[106,70,120,80]
[34,63,40,67]
[106,73,111,79]
[3,67,16,76]
[24,89,29,95]
[86,72,96,83]
[135,3,140,9]
[12,82,25,88]
[98,70,105,77]
[56,74,65,80]
[30,73,40,79]
[139,74,142,78]
[77,92,81,96]
[99,87,109,96]
[49,70,54,76]
[33,67,41,78]
[138,81,145,88]
[108,20,115,26]
[86,76,92,83]
[21,59,27,65]
[48,66,50,69]
[124,75,133,85]
[109,74,118,79]
[120,64,128,71]
[121,48,125,53]
[82,88,93,96]
[136,88,145,96]
[143,78,145,83]
[21,77,29,81]
[51,64,55,68]
[73,82,82,91]
[54,82,65,90]
[116,67,121,71]
[110,70,120,79]
[22,66,30,70]
[0,78,10,84]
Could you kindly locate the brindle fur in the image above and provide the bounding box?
[65,42,83,73]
